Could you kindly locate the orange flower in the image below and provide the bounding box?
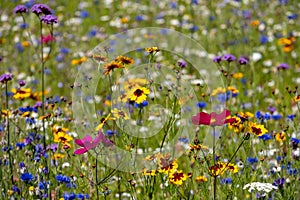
[103,61,124,75]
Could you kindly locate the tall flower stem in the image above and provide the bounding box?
[212,126,216,200]
[6,83,13,185]
[95,151,99,200]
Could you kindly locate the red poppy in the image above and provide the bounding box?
[192,109,234,126]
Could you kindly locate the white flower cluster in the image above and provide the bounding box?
[243,182,278,193]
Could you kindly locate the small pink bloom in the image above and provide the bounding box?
[42,34,55,43]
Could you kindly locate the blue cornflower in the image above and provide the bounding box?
[272,114,282,120]
[20,172,33,182]
[258,134,272,141]
[291,138,300,146]
[260,35,268,44]
[263,113,271,120]
[196,101,206,108]
[220,178,232,185]
[135,15,144,21]
[12,185,21,194]
[255,111,262,119]
[134,101,148,108]
[247,157,258,164]
[287,114,295,120]
[287,14,298,20]
[80,10,89,18]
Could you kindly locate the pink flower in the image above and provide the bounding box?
[74,131,113,155]
[192,109,234,126]
[42,34,55,43]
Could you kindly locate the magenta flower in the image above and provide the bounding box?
[74,131,113,154]
[192,109,235,126]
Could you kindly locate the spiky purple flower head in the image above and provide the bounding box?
[14,5,28,14]
[212,56,222,63]
[223,54,236,62]
[40,14,58,25]
[238,57,249,65]
[0,73,13,83]
[31,4,53,15]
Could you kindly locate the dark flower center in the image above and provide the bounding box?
[134,89,143,97]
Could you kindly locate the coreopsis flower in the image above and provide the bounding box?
[127,86,150,104]
[226,163,239,174]
[11,88,32,100]
[145,47,160,54]
[168,170,189,185]
[195,175,208,183]
[95,114,112,131]
[71,57,87,65]
[208,162,227,176]
[158,159,178,174]
[293,95,300,102]
[143,169,156,176]
[247,122,268,137]
[52,153,65,160]
[228,116,244,133]
[275,131,286,142]
[111,108,129,120]
[103,61,124,75]
[115,55,134,65]
[192,110,234,126]
[54,131,73,148]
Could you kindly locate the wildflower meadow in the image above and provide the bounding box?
[1,0,300,199]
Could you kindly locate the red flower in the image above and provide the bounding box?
[74,131,113,155]
[192,110,234,126]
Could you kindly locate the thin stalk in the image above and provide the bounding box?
[95,152,99,200]
[6,83,13,185]
[212,126,216,200]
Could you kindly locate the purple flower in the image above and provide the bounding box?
[223,54,236,62]
[0,73,13,83]
[238,57,248,65]
[177,59,187,68]
[273,178,285,187]
[277,63,290,70]
[33,101,43,109]
[31,4,53,15]
[212,56,222,63]
[14,5,28,14]
[19,80,26,87]
[40,14,58,24]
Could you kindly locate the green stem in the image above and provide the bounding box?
[6,83,13,185]
[212,126,216,200]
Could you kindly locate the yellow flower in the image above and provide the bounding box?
[29,186,34,191]
[53,131,73,148]
[275,131,286,142]
[227,86,239,94]
[8,190,13,196]
[143,169,156,176]
[52,153,65,160]
[22,41,30,47]
[116,55,134,65]
[12,88,32,100]
[195,175,208,183]
[189,144,209,151]
[71,57,87,65]
[120,17,128,23]
[211,87,226,96]
[111,108,129,120]
[168,170,189,185]
[228,116,244,133]
[293,95,300,102]
[145,47,160,54]
[250,20,260,26]
[248,122,268,137]
[95,113,111,131]
[233,73,243,79]
[1,109,12,117]
[127,86,150,104]
[91,54,108,62]
[209,162,227,176]
[226,163,239,174]
[103,61,124,75]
